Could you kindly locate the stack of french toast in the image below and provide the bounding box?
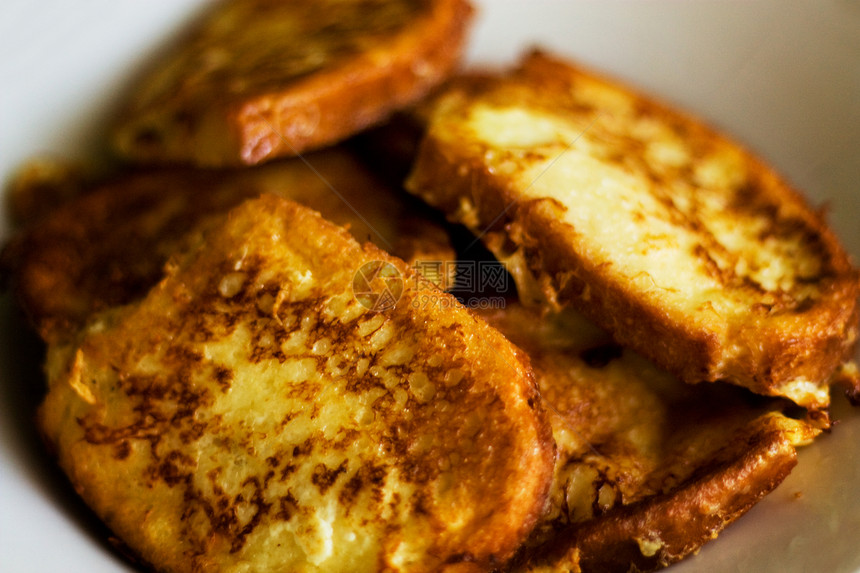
[3,1,858,571]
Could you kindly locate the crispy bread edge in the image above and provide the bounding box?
[113,0,475,167]
[233,0,475,166]
[36,195,557,571]
[405,51,860,409]
[508,414,812,573]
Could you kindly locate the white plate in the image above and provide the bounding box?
[1,2,858,572]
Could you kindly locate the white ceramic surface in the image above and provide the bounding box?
[1,2,858,572]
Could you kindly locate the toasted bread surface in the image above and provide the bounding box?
[407,50,860,409]
[3,148,455,344]
[112,0,473,166]
[38,196,554,572]
[3,157,95,226]
[475,303,819,572]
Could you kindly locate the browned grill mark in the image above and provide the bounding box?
[311,460,349,494]
[275,492,299,521]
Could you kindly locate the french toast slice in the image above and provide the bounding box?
[406,50,860,410]
[111,0,473,167]
[38,195,555,572]
[2,148,456,344]
[475,302,820,572]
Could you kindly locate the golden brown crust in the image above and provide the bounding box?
[515,417,801,572]
[2,148,456,344]
[3,158,96,227]
[475,303,820,573]
[112,0,474,167]
[39,196,555,572]
[406,50,860,409]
